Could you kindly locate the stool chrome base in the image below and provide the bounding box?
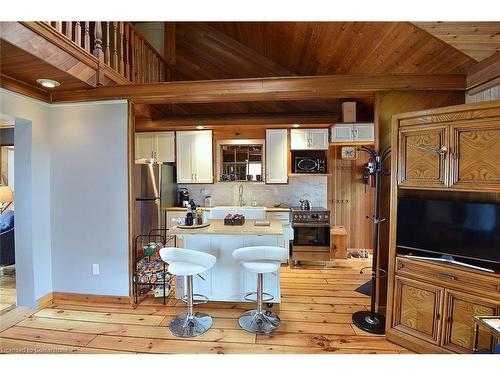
[168,312,213,338]
[238,309,281,334]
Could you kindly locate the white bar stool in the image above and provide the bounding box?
[159,247,216,337]
[232,246,288,334]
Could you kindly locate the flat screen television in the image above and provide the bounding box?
[397,198,500,272]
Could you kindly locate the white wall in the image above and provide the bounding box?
[0,89,52,306]
[50,101,129,296]
[0,89,130,306]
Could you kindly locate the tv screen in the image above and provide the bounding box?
[397,198,500,264]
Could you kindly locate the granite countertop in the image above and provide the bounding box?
[164,206,291,212]
[168,219,284,235]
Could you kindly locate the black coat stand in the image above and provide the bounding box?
[352,146,391,334]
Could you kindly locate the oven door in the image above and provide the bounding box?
[293,224,330,248]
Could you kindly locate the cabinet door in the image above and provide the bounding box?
[175,131,194,183]
[155,132,175,163]
[353,123,374,142]
[392,276,443,345]
[331,124,353,142]
[290,129,309,150]
[266,129,288,184]
[442,290,499,353]
[135,133,154,160]
[309,129,329,150]
[192,130,213,183]
[449,122,500,191]
[398,125,449,188]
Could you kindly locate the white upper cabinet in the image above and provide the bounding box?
[176,130,213,184]
[135,132,175,163]
[155,132,175,163]
[290,128,329,150]
[330,123,374,143]
[266,129,288,184]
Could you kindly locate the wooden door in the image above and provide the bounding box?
[135,133,154,160]
[155,132,175,163]
[398,124,449,189]
[393,276,444,345]
[309,129,329,150]
[175,131,194,183]
[192,130,213,183]
[441,289,499,353]
[266,129,288,184]
[449,121,500,191]
[290,129,309,150]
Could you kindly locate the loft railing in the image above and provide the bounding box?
[46,21,167,83]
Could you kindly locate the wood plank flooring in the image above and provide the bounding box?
[0,265,16,314]
[0,259,412,354]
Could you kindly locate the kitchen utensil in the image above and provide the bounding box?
[299,193,312,210]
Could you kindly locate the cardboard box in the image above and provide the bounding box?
[342,102,356,122]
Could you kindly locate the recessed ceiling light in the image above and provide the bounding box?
[196,125,204,130]
[292,124,300,128]
[36,78,60,88]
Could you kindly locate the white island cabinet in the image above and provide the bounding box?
[168,220,286,303]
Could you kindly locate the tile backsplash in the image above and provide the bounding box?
[179,175,328,208]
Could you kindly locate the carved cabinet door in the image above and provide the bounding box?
[398,125,449,189]
[392,276,444,345]
[449,122,500,191]
[441,290,499,353]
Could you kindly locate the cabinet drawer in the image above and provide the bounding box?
[266,212,290,222]
[396,257,500,299]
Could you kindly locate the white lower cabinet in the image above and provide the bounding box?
[176,130,213,183]
[265,129,288,184]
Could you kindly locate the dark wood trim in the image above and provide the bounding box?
[0,74,51,103]
[127,101,135,300]
[50,74,466,104]
[135,112,338,130]
[466,52,500,90]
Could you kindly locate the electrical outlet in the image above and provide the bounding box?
[92,264,100,275]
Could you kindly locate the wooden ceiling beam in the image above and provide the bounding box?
[466,52,500,93]
[0,74,51,102]
[51,74,466,104]
[136,112,337,131]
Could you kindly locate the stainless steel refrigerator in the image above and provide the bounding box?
[134,162,176,238]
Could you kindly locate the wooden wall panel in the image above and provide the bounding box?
[328,145,374,250]
[375,90,465,311]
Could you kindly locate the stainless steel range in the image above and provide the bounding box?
[291,207,331,262]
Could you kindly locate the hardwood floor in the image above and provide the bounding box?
[0,259,412,354]
[0,265,16,314]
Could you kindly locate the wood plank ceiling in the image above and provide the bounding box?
[412,22,500,62]
[149,21,480,123]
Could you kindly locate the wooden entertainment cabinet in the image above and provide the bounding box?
[386,100,500,354]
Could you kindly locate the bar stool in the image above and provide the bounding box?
[159,247,216,337]
[232,246,288,334]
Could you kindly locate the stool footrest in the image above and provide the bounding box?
[181,293,209,305]
[244,291,274,303]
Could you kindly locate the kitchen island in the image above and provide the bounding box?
[168,219,286,303]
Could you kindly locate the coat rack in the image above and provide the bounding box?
[352,146,391,334]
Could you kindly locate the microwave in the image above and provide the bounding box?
[293,157,327,173]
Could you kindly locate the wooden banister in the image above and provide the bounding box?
[46,21,169,84]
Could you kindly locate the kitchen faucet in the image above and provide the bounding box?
[238,184,244,206]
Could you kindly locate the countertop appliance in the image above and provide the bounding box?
[135,162,176,238]
[178,188,190,208]
[291,207,331,263]
[293,157,326,174]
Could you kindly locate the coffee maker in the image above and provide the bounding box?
[178,188,190,208]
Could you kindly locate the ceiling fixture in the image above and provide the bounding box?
[196,125,204,130]
[36,79,60,88]
[292,124,300,128]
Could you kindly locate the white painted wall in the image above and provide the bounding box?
[0,89,52,306]
[50,101,129,296]
[0,89,130,306]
